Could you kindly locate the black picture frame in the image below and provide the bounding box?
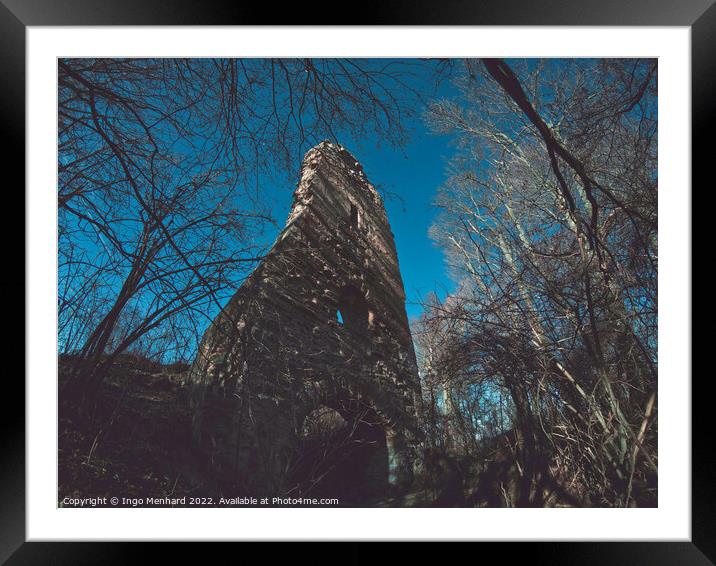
[3,0,708,561]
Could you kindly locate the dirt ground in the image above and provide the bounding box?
[58,357,205,507]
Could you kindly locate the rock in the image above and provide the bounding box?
[187,141,421,501]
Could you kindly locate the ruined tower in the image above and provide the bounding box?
[188,141,421,503]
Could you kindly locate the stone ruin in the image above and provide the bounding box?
[188,141,422,503]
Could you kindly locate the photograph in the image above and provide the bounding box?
[57,56,659,509]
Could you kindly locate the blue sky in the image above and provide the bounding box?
[351,128,456,321]
[264,129,457,322]
[259,78,458,322]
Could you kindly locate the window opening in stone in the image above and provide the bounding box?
[349,203,359,228]
[336,285,369,334]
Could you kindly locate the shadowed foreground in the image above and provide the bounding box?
[59,356,654,507]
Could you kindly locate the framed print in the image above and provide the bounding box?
[4,0,710,561]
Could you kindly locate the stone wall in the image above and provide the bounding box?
[188,141,421,502]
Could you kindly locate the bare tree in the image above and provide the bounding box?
[419,58,657,507]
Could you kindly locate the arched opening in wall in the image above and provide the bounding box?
[302,405,347,437]
[335,285,369,334]
[349,202,359,228]
[289,404,389,504]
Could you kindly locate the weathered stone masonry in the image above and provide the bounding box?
[188,141,421,500]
